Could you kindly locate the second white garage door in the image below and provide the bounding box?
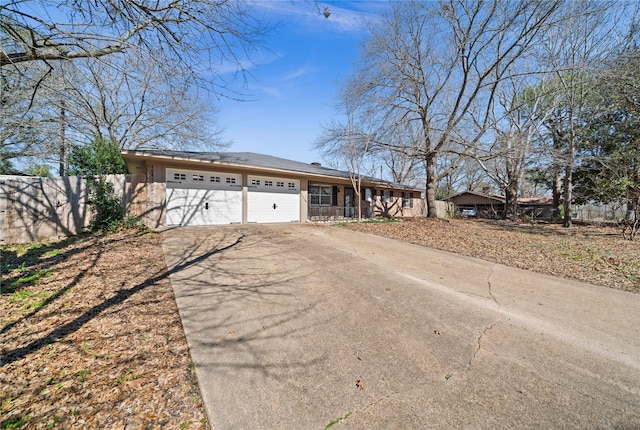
[247,176,300,223]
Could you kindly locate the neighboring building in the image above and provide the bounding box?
[446,190,505,218]
[518,197,555,220]
[446,191,554,219]
[121,150,425,227]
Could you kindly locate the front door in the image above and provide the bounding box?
[344,187,355,218]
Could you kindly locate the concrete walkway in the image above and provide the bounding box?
[161,224,640,429]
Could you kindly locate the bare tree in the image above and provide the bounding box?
[1,0,269,172]
[382,149,421,186]
[315,91,376,220]
[1,1,264,81]
[0,62,59,166]
[475,76,554,220]
[61,52,226,150]
[341,0,561,217]
[2,50,225,174]
[373,119,423,186]
[535,1,632,227]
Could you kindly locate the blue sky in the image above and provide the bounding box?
[214,1,390,164]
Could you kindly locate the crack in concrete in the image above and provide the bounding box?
[361,393,391,412]
[465,264,503,370]
[487,263,499,305]
[357,389,401,416]
[468,320,500,370]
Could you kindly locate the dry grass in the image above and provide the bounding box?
[0,229,209,430]
[342,218,640,293]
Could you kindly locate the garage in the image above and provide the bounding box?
[166,168,242,226]
[247,175,300,223]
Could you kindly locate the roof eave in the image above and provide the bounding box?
[121,150,416,190]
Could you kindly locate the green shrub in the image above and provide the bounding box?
[87,178,125,232]
[86,178,146,233]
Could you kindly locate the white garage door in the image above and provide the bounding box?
[166,168,242,226]
[247,176,300,223]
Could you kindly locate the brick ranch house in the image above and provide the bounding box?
[121,150,425,227]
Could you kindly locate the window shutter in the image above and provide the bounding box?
[332,186,338,206]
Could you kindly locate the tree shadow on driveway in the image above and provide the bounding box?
[161,226,327,386]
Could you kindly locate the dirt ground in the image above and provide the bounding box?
[0,218,638,429]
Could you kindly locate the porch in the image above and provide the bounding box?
[307,182,425,222]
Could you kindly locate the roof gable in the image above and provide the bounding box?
[446,190,505,203]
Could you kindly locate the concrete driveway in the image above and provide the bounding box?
[161,224,640,429]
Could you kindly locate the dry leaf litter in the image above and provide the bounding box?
[1,229,209,429]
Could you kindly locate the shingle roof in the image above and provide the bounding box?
[122,149,419,190]
[445,190,505,202]
[445,190,552,205]
[518,196,553,205]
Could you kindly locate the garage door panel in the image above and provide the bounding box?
[247,176,300,223]
[200,190,242,225]
[247,192,299,223]
[166,168,241,191]
[167,188,242,226]
[166,188,188,226]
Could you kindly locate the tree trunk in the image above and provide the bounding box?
[550,125,563,220]
[563,165,573,228]
[357,177,362,221]
[425,156,437,218]
[59,101,66,176]
[622,192,639,241]
[504,182,518,221]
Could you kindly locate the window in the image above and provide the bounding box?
[365,188,376,202]
[265,180,273,186]
[173,173,186,181]
[309,185,332,206]
[402,192,413,208]
[288,182,296,190]
[210,176,220,183]
[251,179,261,186]
[383,190,393,203]
[276,181,284,187]
[226,177,236,184]
[193,174,204,181]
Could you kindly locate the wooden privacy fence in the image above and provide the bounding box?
[433,200,454,218]
[0,174,158,245]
